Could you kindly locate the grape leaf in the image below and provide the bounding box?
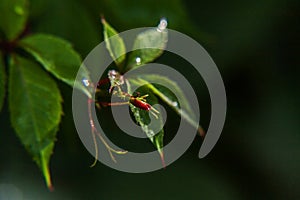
[0,53,6,112]
[9,55,62,190]
[0,0,28,41]
[19,34,92,97]
[126,25,168,71]
[102,18,126,69]
[131,75,204,136]
[127,80,165,164]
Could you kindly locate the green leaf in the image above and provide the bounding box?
[0,0,28,41]
[102,18,126,69]
[127,80,165,164]
[131,75,204,136]
[125,22,168,71]
[0,53,6,112]
[19,34,92,97]
[9,55,62,190]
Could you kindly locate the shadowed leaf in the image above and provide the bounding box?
[0,0,28,41]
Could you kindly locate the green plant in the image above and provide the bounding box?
[0,0,203,190]
[0,0,89,190]
[88,18,205,167]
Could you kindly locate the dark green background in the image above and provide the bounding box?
[1,0,299,199]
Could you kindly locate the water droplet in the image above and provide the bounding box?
[148,130,155,137]
[108,70,117,79]
[82,78,90,87]
[14,6,24,15]
[135,57,141,65]
[157,18,168,32]
[108,70,124,86]
[172,101,178,107]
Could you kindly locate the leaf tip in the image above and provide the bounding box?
[198,126,206,138]
[44,166,54,191]
[100,15,106,24]
[41,152,54,192]
[48,182,54,192]
[158,148,166,169]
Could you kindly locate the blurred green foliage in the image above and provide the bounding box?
[0,0,299,199]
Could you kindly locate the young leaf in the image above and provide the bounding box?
[130,103,165,164]
[127,81,165,164]
[0,54,6,112]
[131,75,205,137]
[102,18,126,69]
[0,0,28,41]
[126,20,168,71]
[9,55,62,190]
[18,34,92,97]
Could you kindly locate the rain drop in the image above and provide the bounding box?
[82,78,90,87]
[172,101,178,107]
[148,130,155,137]
[157,18,168,32]
[135,57,142,65]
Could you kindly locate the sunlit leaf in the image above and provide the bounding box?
[131,75,204,136]
[0,53,6,112]
[9,55,62,190]
[102,18,126,69]
[0,0,28,41]
[19,34,92,97]
[126,22,168,71]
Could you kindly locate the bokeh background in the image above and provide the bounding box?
[1,0,299,199]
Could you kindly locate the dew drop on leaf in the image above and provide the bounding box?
[157,18,168,32]
[172,101,178,107]
[148,130,155,137]
[135,57,142,65]
[82,78,90,87]
[108,70,124,86]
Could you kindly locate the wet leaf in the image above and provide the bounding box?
[0,0,28,41]
[102,18,126,69]
[127,80,165,164]
[19,34,92,97]
[132,75,204,136]
[9,55,62,190]
[126,22,168,71]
